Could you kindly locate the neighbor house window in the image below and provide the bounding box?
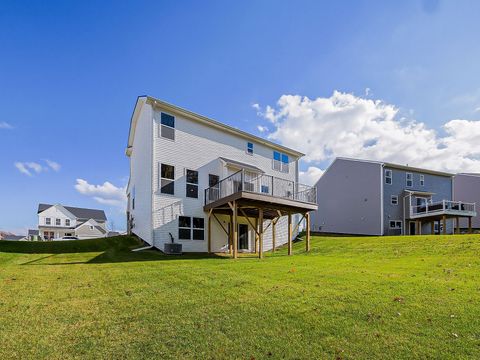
[178,216,204,240]
[56,218,61,226]
[389,220,402,229]
[406,173,413,187]
[385,169,392,185]
[45,217,51,225]
[90,225,94,230]
[65,219,70,227]
[420,175,425,186]
[247,142,254,155]
[160,163,175,194]
[391,195,398,205]
[186,169,199,198]
[159,112,175,140]
[273,151,289,173]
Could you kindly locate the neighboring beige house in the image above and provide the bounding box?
[37,203,108,240]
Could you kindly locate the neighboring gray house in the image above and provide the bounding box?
[454,173,480,231]
[312,158,477,236]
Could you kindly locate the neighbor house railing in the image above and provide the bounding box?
[204,169,317,205]
[410,200,476,218]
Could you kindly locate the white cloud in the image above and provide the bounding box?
[14,159,61,176]
[256,91,480,174]
[257,125,268,133]
[299,166,324,185]
[75,179,127,209]
[44,159,61,172]
[0,121,13,129]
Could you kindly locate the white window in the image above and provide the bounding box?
[178,216,204,240]
[247,142,254,155]
[159,163,175,195]
[65,219,70,227]
[186,169,198,198]
[273,151,289,173]
[385,169,392,185]
[90,225,94,230]
[159,112,175,141]
[389,220,402,229]
[55,218,61,226]
[420,175,425,186]
[391,195,398,205]
[406,173,413,187]
[45,217,51,225]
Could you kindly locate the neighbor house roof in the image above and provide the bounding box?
[126,96,305,158]
[37,204,107,221]
[28,229,39,236]
[335,157,453,177]
[3,235,25,241]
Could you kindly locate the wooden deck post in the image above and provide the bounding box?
[442,215,447,235]
[306,212,311,252]
[272,218,276,253]
[258,208,264,259]
[468,217,472,234]
[430,221,435,235]
[455,217,460,234]
[207,210,212,253]
[229,214,233,255]
[232,201,238,259]
[254,217,259,254]
[418,220,422,235]
[288,213,293,256]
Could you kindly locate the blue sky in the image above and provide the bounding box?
[2,0,480,233]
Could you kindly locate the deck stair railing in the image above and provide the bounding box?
[410,200,476,217]
[204,169,317,205]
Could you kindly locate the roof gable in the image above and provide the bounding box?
[38,204,107,221]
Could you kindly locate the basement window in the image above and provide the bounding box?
[178,216,205,240]
[160,163,175,195]
[186,169,199,198]
[389,220,402,229]
[159,112,175,141]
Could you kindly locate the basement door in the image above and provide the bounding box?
[238,224,249,250]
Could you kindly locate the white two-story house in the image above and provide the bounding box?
[37,203,108,240]
[126,96,317,257]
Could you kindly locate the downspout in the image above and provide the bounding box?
[380,164,384,236]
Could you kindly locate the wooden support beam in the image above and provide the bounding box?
[288,213,293,256]
[431,221,435,235]
[442,215,447,235]
[456,217,460,234]
[292,214,306,235]
[418,220,422,235]
[276,210,283,218]
[258,208,264,259]
[469,217,472,234]
[207,209,212,253]
[306,212,311,252]
[212,213,229,236]
[229,214,233,255]
[272,219,276,253]
[254,217,259,254]
[232,201,238,259]
[238,207,259,236]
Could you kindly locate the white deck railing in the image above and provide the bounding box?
[410,200,476,218]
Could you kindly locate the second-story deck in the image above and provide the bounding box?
[204,169,317,217]
[409,200,476,219]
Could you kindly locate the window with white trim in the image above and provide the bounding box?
[273,151,289,173]
[159,112,175,140]
[247,142,254,155]
[406,173,413,187]
[56,218,61,226]
[391,195,398,205]
[389,220,402,229]
[385,169,392,185]
[65,219,70,227]
[186,169,199,198]
[178,216,204,240]
[160,163,175,194]
[45,217,51,225]
[420,174,425,186]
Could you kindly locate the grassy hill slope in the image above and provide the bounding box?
[1,235,479,359]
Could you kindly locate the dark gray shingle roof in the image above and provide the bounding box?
[28,229,39,236]
[37,204,107,221]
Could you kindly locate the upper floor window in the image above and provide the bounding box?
[45,217,51,225]
[65,219,71,227]
[406,173,413,187]
[273,151,289,173]
[385,169,392,185]
[160,163,175,195]
[391,195,398,205]
[159,112,175,141]
[56,218,61,226]
[246,142,254,155]
[186,169,199,198]
[420,175,425,186]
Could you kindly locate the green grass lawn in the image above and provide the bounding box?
[1,235,480,359]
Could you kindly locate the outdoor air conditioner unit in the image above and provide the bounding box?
[164,232,182,255]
